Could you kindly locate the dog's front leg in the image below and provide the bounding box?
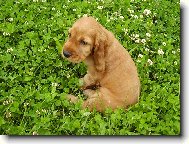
[79,73,96,89]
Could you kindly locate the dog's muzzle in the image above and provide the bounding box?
[63,50,72,58]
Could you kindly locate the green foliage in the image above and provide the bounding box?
[0,0,180,135]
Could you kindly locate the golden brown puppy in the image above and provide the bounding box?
[62,16,140,112]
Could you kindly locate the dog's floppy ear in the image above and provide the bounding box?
[93,31,107,72]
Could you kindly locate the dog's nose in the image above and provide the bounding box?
[63,50,72,58]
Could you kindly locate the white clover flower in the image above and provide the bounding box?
[134,15,138,19]
[7,48,13,52]
[83,112,91,116]
[5,112,12,118]
[3,100,9,105]
[66,74,70,78]
[135,34,139,38]
[122,28,128,34]
[52,82,58,87]
[146,33,151,37]
[36,110,40,114]
[158,49,164,55]
[83,14,88,17]
[138,54,143,58]
[135,39,140,43]
[147,59,153,65]
[52,7,55,10]
[97,6,103,10]
[172,51,176,54]
[145,48,149,51]
[137,59,141,63]
[73,9,76,12]
[113,11,118,16]
[120,16,124,19]
[8,18,13,22]
[42,0,46,2]
[130,36,135,40]
[3,32,10,36]
[140,15,144,18]
[143,9,151,16]
[32,131,38,135]
[9,99,13,103]
[110,16,114,20]
[128,8,134,13]
[162,42,166,46]
[24,102,29,107]
[141,39,146,44]
[131,10,134,13]
[33,0,38,2]
[42,109,47,113]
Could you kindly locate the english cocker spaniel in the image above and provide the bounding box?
[62,16,140,112]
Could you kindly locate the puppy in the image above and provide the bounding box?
[62,16,140,112]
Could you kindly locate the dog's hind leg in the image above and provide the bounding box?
[82,87,124,112]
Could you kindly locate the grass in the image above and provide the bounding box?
[0,0,180,135]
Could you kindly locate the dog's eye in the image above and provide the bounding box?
[80,40,88,45]
[68,33,71,38]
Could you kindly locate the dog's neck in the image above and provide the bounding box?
[84,55,96,73]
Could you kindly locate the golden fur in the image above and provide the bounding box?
[62,16,140,112]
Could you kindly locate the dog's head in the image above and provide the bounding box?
[62,16,110,72]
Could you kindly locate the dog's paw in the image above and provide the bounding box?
[79,78,85,87]
[67,95,78,103]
